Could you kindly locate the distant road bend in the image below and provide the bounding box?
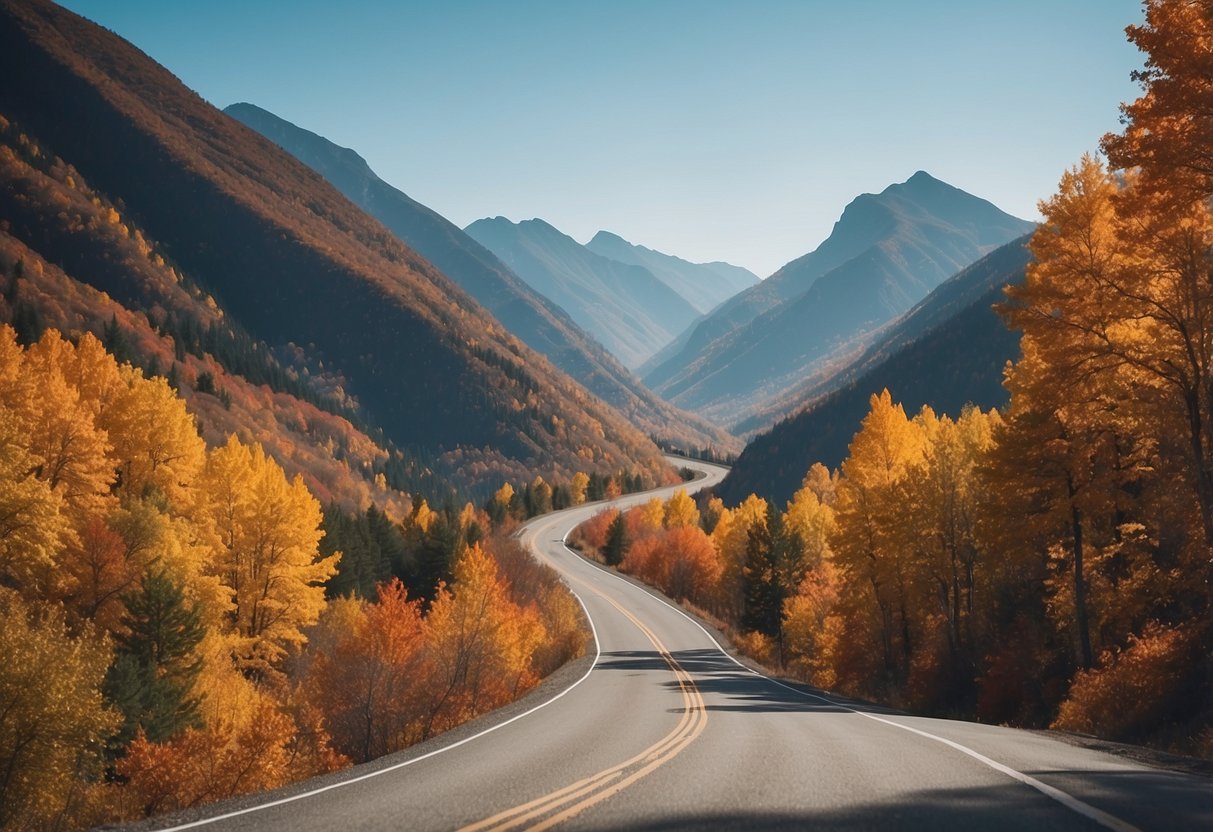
[145,457,1212,831]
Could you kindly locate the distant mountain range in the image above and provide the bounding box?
[0,0,680,497]
[464,217,700,369]
[584,230,758,314]
[716,235,1033,506]
[223,102,735,455]
[642,172,1036,426]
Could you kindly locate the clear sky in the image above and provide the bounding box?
[60,0,1144,277]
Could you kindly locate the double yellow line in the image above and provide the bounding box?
[459,588,707,832]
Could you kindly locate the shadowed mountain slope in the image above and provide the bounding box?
[223,102,734,454]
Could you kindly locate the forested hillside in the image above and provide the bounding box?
[0,0,674,496]
[0,324,595,827]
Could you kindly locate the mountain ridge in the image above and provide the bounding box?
[584,229,758,314]
[465,215,700,369]
[223,102,735,454]
[717,234,1034,506]
[642,172,1035,424]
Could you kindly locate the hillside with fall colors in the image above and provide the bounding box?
[0,322,600,827]
[0,0,680,499]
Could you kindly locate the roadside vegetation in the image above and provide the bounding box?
[574,0,1213,759]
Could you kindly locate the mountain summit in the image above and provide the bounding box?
[641,172,1035,425]
[465,217,699,369]
[584,230,757,314]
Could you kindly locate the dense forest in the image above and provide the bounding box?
[579,0,1213,759]
[0,325,625,828]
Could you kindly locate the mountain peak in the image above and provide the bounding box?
[589,229,627,247]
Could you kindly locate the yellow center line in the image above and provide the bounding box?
[458,575,708,832]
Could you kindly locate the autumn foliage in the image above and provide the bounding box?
[0,326,589,829]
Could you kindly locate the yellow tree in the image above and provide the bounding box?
[1003,158,1163,669]
[831,390,925,691]
[710,493,768,618]
[100,366,205,503]
[422,544,544,737]
[801,462,838,506]
[20,331,114,517]
[1100,2,1213,555]
[0,405,68,593]
[0,589,118,830]
[200,436,339,675]
[663,489,700,529]
[638,497,665,534]
[784,473,836,573]
[902,406,1000,695]
[570,472,589,505]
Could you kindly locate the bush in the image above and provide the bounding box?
[1053,623,1198,743]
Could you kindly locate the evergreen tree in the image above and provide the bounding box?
[604,512,629,567]
[412,511,461,602]
[742,506,789,654]
[103,571,205,751]
[102,314,129,364]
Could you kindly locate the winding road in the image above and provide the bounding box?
[140,458,1212,832]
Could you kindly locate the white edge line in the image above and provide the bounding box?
[558,515,1141,832]
[153,458,722,830]
[156,543,604,830]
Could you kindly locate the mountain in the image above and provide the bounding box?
[584,230,758,314]
[0,0,675,496]
[732,234,1034,435]
[223,102,735,455]
[643,172,1036,425]
[0,115,449,514]
[716,235,1034,507]
[465,217,700,369]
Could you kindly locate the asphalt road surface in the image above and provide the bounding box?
[139,458,1213,832]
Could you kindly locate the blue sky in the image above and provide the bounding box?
[61,0,1144,276]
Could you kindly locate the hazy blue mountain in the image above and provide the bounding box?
[717,235,1034,506]
[733,234,1033,435]
[223,103,734,452]
[585,230,758,314]
[643,172,1036,423]
[465,217,699,369]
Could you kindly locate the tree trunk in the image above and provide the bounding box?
[1069,497,1093,670]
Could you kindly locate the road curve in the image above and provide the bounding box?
[137,457,1212,832]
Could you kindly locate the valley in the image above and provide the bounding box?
[1,0,1210,829]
